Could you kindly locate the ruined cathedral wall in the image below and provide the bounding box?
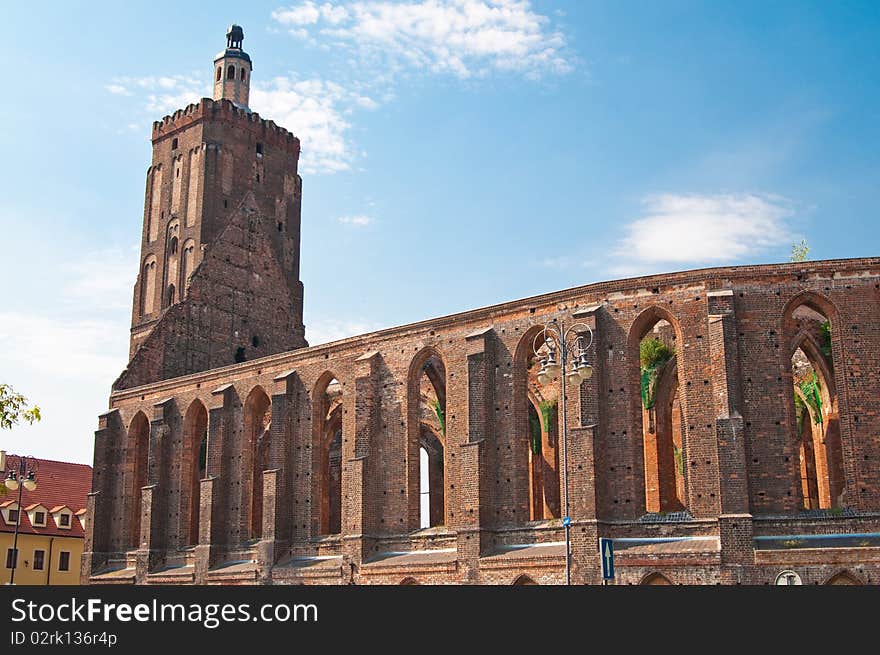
[88,258,880,585]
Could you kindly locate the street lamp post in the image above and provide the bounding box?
[5,455,38,585]
[533,319,593,586]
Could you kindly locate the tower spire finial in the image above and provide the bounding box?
[227,24,244,49]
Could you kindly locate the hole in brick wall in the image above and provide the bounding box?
[652,288,659,294]
[277,222,283,232]
[739,292,744,297]
[256,143,263,155]
[224,200,228,208]
[251,335,260,348]
[172,138,178,149]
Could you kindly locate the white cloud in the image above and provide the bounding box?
[614,193,794,266]
[251,77,379,174]
[105,84,132,96]
[106,72,376,175]
[337,214,374,226]
[272,0,573,79]
[109,75,209,116]
[305,317,385,345]
[64,247,138,311]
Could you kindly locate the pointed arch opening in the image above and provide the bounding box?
[785,298,844,509]
[182,400,208,546]
[640,572,673,585]
[126,412,150,550]
[513,574,538,585]
[407,349,447,530]
[244,387,271,541]
[825,570,861,585]
[313,373,343,536]
[140,256,157,316]
[629,307,687,515]
[515,325,561,522]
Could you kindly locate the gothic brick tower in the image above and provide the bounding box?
[119,25,307,390]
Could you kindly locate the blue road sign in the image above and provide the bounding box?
[562,516,571,527]
[599,537,614,580]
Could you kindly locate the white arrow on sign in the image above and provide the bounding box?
[604,541,613,572]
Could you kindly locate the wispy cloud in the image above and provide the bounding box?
[105,73,377,175]
[541,192,798,277]
[63,247,138,311]
[305,317,386,345]
[105,83,132,96]
[337,214,374,226]
[251,77,379,174]
[615,193,794,266]
[272,0,573,80]
[108,74,209,116]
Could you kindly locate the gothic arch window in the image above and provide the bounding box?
[182,400,208,546]
[180,239,196,298]
[140,256,157,316]
[628,307,688,515]
[126,412,150,550]
[240,68,246,81]
[216,67,222,81]
[227,65,235,80]
[783,296,844,509]
[407,349,447,530]
[244,387,271,541]
[514,326,561,522]
[313,373,343,536]
[513,326,561,521]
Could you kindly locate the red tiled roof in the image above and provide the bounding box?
[0,456,92,539]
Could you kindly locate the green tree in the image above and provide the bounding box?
[790,239,810,262]
[0,384,41,431]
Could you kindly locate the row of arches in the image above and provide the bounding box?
[216,65,247,82]
[399,570,865,585]
[121,291,850,549]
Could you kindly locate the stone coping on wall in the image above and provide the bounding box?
[110,256,880,401]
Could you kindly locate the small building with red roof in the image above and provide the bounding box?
[0,451,92,585]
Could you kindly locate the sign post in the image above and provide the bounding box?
[599,537,614,582]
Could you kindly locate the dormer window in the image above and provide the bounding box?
[51,506,73,530]
[27,505,48,527]
[2,504,20,525]
[34,511,45,526]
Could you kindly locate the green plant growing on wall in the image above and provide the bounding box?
[820,320,832,359]
[640,338,675,409]
[528,407,542,455]
[794,372,823,433]
[528,400,557,455]
[432,399,445,437]
[673,445,684,477]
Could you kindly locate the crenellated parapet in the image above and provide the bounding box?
[151,97,300,155]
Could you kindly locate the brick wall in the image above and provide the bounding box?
[83,257,880,584]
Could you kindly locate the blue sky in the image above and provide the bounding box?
[1,1,878,464]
